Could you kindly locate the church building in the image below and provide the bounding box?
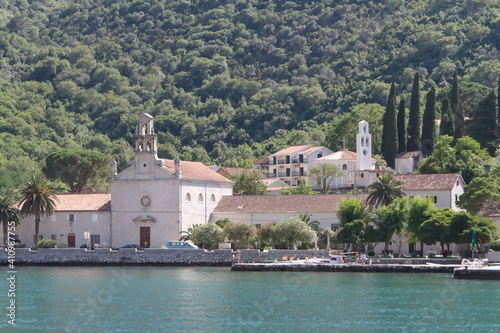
[311,120,387,189]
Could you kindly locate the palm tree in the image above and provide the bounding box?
[0,189,21,245]
[366,173,405,209]
[19,175,58,246]
[180,224,201,241]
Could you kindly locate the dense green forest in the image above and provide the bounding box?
[0,0,499,189]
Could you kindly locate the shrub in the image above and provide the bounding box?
[37,239,57,248]
[57,243,68,248]
[489,241,500,251]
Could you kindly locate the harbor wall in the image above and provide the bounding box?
[1,248,461,266]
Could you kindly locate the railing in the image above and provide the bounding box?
[292,171,307,177]
[277,160,290,165]
[291,158,308,164]
[277,172,291,177]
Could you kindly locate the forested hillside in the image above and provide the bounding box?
[0,0,499,188]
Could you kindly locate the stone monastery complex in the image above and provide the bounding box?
[14,113,470,254]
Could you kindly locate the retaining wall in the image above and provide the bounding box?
[2,248,462,267]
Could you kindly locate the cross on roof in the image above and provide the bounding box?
[341,137,348,150]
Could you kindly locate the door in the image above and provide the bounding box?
[68,233,76,247]
[140,227,150,248]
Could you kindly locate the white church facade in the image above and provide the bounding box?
[15,113,233,248]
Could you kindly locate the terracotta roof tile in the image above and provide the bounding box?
[49,193,111,211]
[214,194,368,213]
[272,145,310,156]
[161,159,233,182]
[394,173,461,190]
[254,156,270,164]
[317,150,357,161]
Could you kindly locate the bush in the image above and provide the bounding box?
[37,239,57,248]
[57,243,68,248]
[489,241,500,251]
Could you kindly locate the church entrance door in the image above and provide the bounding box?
[67,233,76,247]
[140,227,150,248]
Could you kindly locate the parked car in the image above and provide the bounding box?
[165,241,198,249]
[80,244,94,250]
[120,244,139,248]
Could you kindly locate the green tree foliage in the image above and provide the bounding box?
[257,222,276,247]
[458,176,500,214]
[180,224,201,241]
[439,98,454,137]
[373,198,408,253]
[231,171,267,195]
[280,181,316,195]
[421,87,436,156]
[382,82,397,168]
[308,163,344,194]
[418,135,491,183]
[191,223,225,250]
[407,72,421,152]
[272,216,316,250]
[43,149,109,193]
[223,222,257,249]
[0,0,499,188]
[467,90,498,156]
[406,196,437,246]
[450,70,462,139]
[336,197,371,251]
[0,189,21,244]
[366,173,405,209]
[19,175,58,246]
[397,98,406,153]
[418,208,455,252]
[448,212,498,250]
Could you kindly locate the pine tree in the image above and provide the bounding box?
[468,90,498,156]
[397,98,406,153]
[421,87,436,156]
[407,72,421,151]
[450,70,463,139]
[382,82,397,168]
[439,98,454,137]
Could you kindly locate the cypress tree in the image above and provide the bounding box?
[469,90,498,156]
[407,72,421,151]
[439,98,454,137]
[397,98,406,153]
[421,87,436,156]
[382,82,397,169]
[451,70,463,139]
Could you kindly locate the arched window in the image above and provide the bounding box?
[210,194,216,203]
[366,138,369,146]
[342,164,347,171]
[198,193,203,202]
[361,138,364,146]
[185,193,191,202]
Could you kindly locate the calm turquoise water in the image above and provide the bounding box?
[1,266,499,332]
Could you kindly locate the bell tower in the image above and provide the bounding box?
[356,120,373,171]
[133,113,163,175]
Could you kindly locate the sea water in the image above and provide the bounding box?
[1,266,499,333]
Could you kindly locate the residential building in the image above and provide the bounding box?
[394,173,465,211]
[14,193,111,248]
[267,145,333,186]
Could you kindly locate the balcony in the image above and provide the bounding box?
[292,171,307,177]
[277,160,290,165]
[291,158,308,164]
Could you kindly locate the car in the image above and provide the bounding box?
[120,244,139,248]
[80,244,94,250]
[165,241,198,249]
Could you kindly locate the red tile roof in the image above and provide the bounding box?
[254,156,270,164]
[394,173,461,190]
[213,194,368,213]
[317,150,357,161]
[47,193,111,211]
[161,159,233,182]
[272,145,310,156]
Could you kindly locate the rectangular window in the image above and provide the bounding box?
[90,235,100,245]
[455,194,459,202]
[92,214,98,222]
[51,234,57,240]
[317,153,323,158]
[255,224,261,229]
[69,214,75,222]
[331,224,339,232]
[434,196,438,204]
